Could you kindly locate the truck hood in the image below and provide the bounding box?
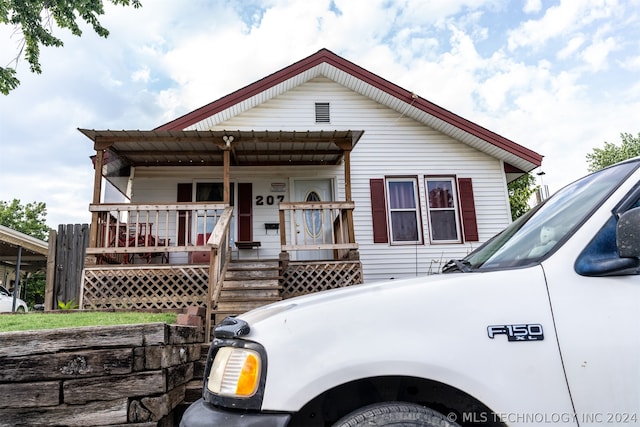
[240,273,459,328]
[234,267,569,415]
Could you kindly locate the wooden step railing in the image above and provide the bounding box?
[205,207,233,342]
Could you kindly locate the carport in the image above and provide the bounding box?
[0,225,49,311]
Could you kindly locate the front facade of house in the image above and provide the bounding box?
[165,75,518,280]
[80,49,542,335]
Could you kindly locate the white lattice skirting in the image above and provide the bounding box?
[281,260,363,299]
[81,265,209,310]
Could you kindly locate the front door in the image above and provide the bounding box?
[293,179,334,261]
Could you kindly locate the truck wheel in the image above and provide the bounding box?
[333,402,459,427]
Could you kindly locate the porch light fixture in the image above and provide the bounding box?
[223,135,234,147]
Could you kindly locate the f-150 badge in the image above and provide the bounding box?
[487,324,544,341]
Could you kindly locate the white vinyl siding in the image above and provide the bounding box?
[132,77,511,282]
[216,78,509,281]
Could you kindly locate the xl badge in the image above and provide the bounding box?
[487,324,544,341]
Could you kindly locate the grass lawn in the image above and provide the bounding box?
[0,311,178,332]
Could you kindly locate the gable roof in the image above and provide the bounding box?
[156,48,542,173]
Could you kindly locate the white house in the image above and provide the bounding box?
[80,48,542,332]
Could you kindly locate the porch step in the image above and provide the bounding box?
[224,271,281,280]
[215,299,282,312]
[224,260,281,281]
[226,260,280,271]
[220,289,281,299]
[212,260,284,324]
[221,279,282,298]
[222,279,281,288]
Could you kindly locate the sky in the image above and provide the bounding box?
[1,0,639,228]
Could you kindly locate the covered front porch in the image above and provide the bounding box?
[80,129,364,338]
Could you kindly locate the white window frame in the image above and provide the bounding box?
[385,177,423,245]
[425,176,462,243]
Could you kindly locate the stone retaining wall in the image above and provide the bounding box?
[0,322,205,427]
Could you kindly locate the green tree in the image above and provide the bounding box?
[0,0,141,95]
[586,132,640,172]
[0,199,49,240]
[23,272,46,309]
[508,173,539,220]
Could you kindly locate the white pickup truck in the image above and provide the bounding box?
[181,158,640,427]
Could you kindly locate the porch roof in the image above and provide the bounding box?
[79,129,364,174]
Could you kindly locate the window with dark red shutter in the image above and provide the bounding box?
[369,179,388,243]
[458,178,479,242]
[237,183,253,241]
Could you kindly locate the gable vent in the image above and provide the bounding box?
[315,102,330,123]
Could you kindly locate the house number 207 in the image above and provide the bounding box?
[256,195,285,205]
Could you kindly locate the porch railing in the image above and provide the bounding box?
[278,201,358,259]
[205,206,232,341]
[87,202,228,264]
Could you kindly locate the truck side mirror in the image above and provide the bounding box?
[618,207,640,258]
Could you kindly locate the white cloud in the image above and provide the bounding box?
[131,67,150,84]
[581,36,618,71]
[557,34,586,59]
[620,54,640,71]
[2,0,640,227]
[523,0,542,14]
[506,0,622,52]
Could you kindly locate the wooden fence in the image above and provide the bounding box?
[46,224,90,310]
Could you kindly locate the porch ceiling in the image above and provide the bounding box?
[79,129,364,172]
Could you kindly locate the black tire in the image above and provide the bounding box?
[333,402,459,427]
[16,306,25,312]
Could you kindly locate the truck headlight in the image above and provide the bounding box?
[207,347,262,398]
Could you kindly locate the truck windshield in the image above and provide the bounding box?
[457,160,639,271]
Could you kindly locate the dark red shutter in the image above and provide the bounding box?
[370,179,388,243]
[458,178,479,242]
[177,183,192,245]
[237,183,253,241]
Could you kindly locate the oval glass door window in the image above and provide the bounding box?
[304,191,322,238]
